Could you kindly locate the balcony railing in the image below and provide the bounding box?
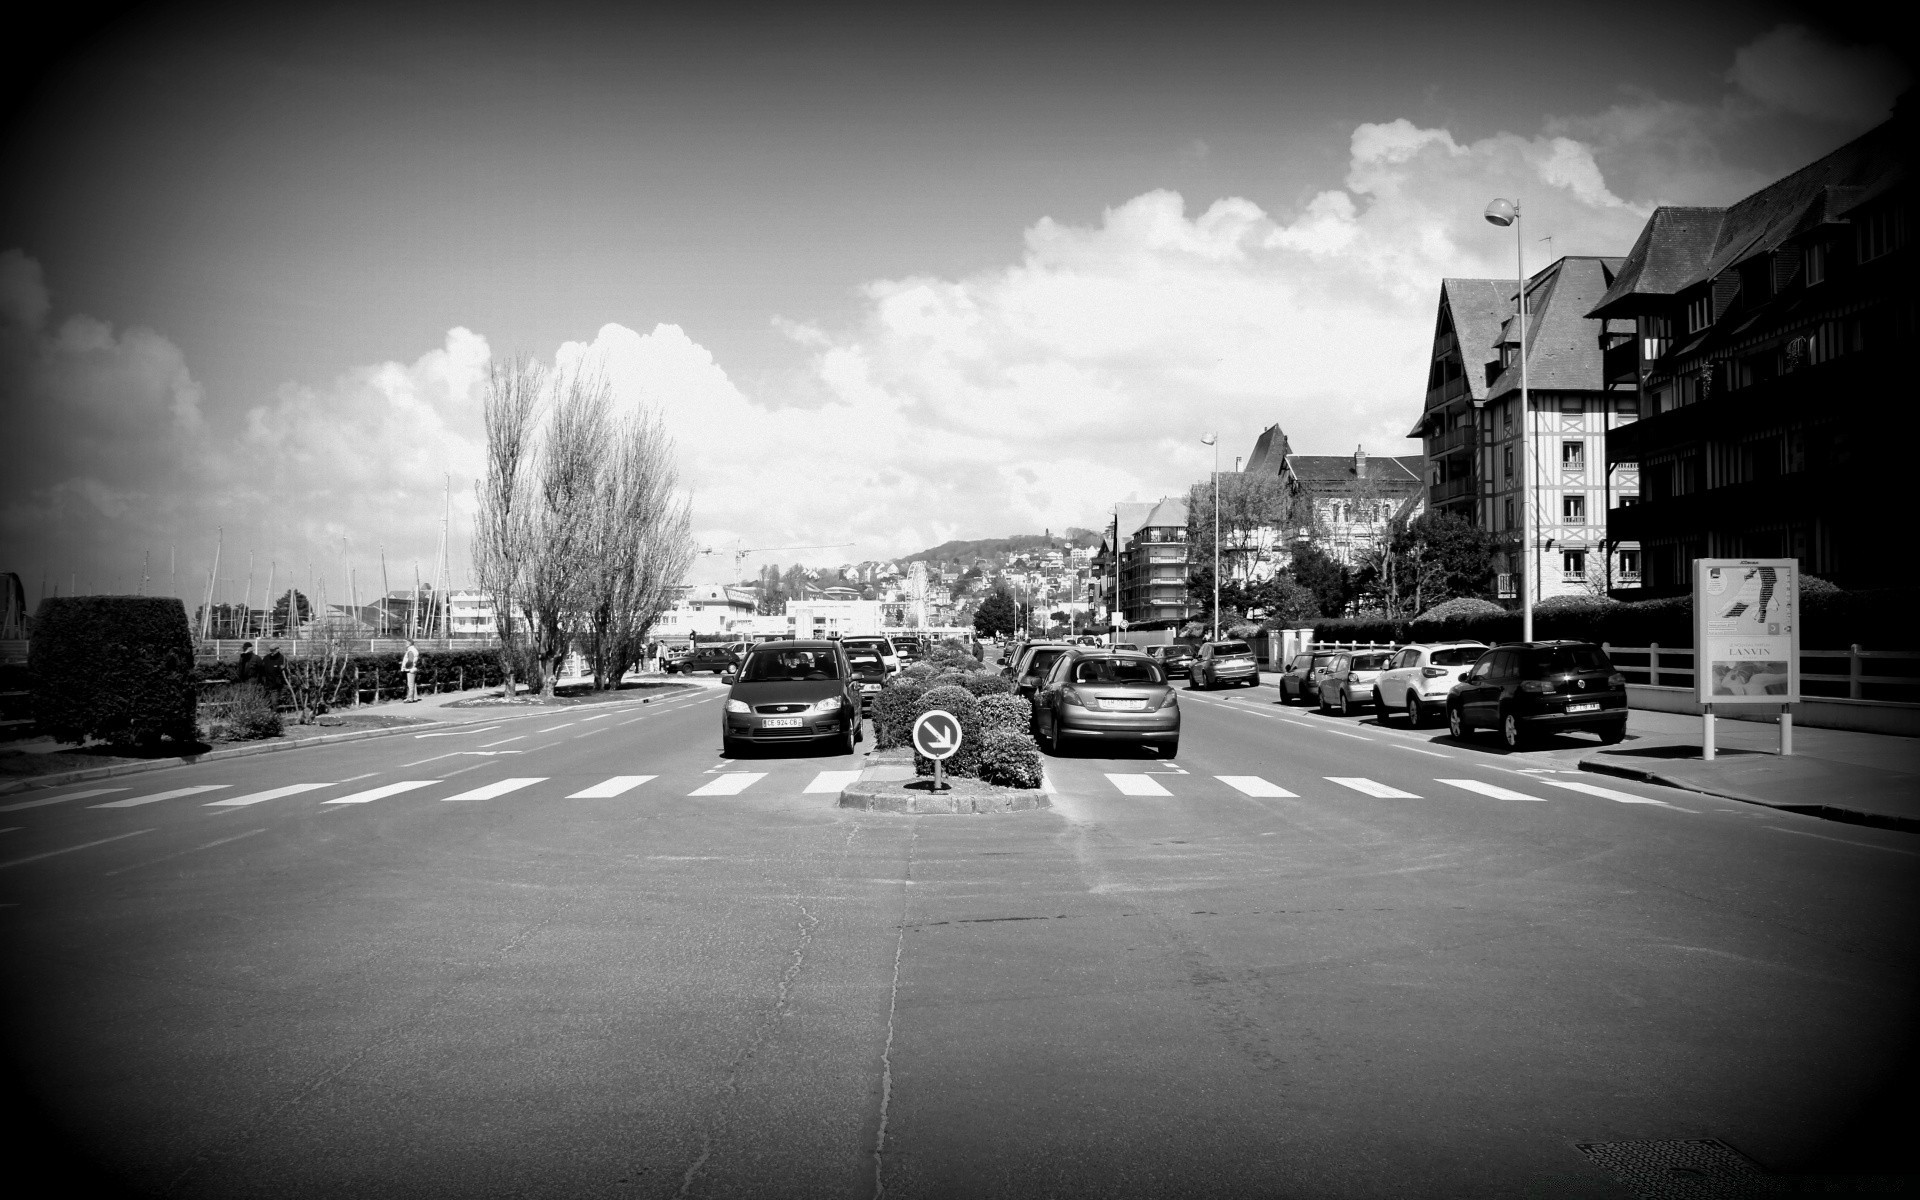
[1430,475,1476,504]
[1429,423,1474,456]
[1601,334,1638,388]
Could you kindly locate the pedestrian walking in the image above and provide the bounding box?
[402,638,420,702]
[237,641,258,684]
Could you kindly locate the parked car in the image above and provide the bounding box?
[1111,642,1141,651]
[1373,641,1488,727]
[1316,649,1394,715]
[1004,641,1073,697]
[670,643,738,674]
[1446,641,1628,749]
[721,640,863,755]
[1144,644,1196,679]
[1188,640,1259,689]
[891,635,924,664]
[1277,651,1338,704]
[844,644,890,713]
[1030,650,1179,757]
[840,635,901,676]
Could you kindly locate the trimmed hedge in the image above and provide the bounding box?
[30,596,198,746]
[194,648,511,698]
[872,677,929,750]
[976,727,1044,789]
[976,692,1033,735]
[961,672,1015,698]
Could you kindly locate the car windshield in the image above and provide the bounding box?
[1162,646,1194,659]
[741,649,842,681]
[1351,653,1392,670]
[1537,645,1613,674]
[1072,657,1165,685]
[846,652,884,672]
[1429,647,1484,667]
[1211,642,1252,657]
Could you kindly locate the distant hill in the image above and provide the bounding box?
[899,529,1101,567]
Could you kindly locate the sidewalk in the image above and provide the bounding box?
[1580,709,1920,833]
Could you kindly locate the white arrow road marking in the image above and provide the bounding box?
[206,783,332,808]
[0,788,127,812]
[93,785,230,809]
[567,775,656,798]
[690,773,766,796]
[1326,778,1421,799]
[325,781,437,805]
[1436,779,1547,802]
[442,777,547,802]
[1106,774,1171,796]
[806,770,864,794]
[1535,779,1673,806]
[1217,776,1298,798]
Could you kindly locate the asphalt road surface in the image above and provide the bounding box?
[2,680,1915,1198]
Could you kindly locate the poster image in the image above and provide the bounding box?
[1695,559,1799,706]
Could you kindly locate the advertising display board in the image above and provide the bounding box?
[1694,558,1799,706]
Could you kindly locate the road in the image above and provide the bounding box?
[1,678,1915,1197]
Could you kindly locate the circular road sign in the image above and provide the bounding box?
[911,709,964,761]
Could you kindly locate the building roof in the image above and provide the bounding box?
[1437,278,1513,403]
[1588,113,1909,318]
[1285,453,1424,485]
[1243,424,1291,476]
[1141,496,1189,530]
[1485,256,1624,400]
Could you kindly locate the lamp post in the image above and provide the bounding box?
[1484,197,1533,642]
[1202,433,1220,641]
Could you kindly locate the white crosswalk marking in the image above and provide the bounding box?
[0,787,127,812]
[1106,774,1171,797]
[325,781,437,805]
[567,775,656,798]
[1326,777,1421,799]
[442,777,546,802]
[690,773,766,797]
[1436,779,1546,802]
[93,785,230,809]
[805,771,863,794]
[1217,776,1298,798]
[206,783,331,808]
[1536,778,1672,806]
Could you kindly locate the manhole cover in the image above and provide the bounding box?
[1574,1139,1772,1198]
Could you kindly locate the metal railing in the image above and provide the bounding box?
[1602,643,1920,704]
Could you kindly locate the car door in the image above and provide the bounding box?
[1382,648,1414,707]
[1034,653,1071,738]
[1461,650,1510,727]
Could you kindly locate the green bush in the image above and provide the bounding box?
[976,727,1044,789]
[872,676,929,749]
[928,670,972,692]
[1413,596,1505,623]
[977,692,1032,734]
[912,685,982,779]
[29,596,198,747]
[223,683,283,740]
[900,662,939,682]
[960,672,1014,698]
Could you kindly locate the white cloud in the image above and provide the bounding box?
[1729,25,1910,124]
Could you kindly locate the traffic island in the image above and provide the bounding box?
[838,746,1049,814]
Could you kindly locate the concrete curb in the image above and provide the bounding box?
[1578,756,1920,835]
[838,779,1050,814]
[0,684,700,797]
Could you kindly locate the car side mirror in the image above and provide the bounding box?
[720,671,736,684]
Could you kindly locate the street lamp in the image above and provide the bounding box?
[1202,433,1220,641]
[1484,197,1533,642]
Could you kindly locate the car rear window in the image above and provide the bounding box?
[1072,657,1165,684]
[1536,645,1614,674]
[847,652,883,669]
[1025,648,1069,677]
[741,649,844,681]
[1351,653,1391,670]
[1214,642,1252,657]
[1428,647,1484,667]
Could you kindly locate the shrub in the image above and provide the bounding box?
[1413,596,1505,623]
[912,685,982,779]
[900,662,939,682]
[960,672,1014,698]
[29,596,198,747]
[928,670,972,692]
[976,727,1043,789]
[223,683,283,740]
[872,677,929,749]
[977,692,1032,735]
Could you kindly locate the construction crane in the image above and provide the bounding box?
[700,542,854,573]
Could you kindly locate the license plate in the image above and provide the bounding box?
[761,717,803,728]
[1567,702,1600,714]
[1105,699,1148,711]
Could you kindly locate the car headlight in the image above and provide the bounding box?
[813,696,843,713]
[725,699,751,714]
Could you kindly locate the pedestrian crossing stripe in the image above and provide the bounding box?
[442,777,547,802]
[206,783,332,808]
[1326,777,1421,799]
[1436,779,1547,802]
[93,785,230,809]
[1106,774,1171,797]
[1535,778,1671,806]
[804,771,863,794]
[567,775,656,798]
[1216,776,1298,798]
[325,781,437,805]
[690,773,766,796]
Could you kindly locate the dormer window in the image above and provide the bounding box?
[1686,293,1711,334]
[1807,241,1827,285]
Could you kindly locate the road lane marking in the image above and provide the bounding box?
[1105,774,1171,797]
[537,723,575,733]
[325,781,437,805]
[1765,826,1919,856]
[1322,729,1374,741]
[578,712,613,722]
[567,776,656,798]
[206,783,332,808]
[414,726,501,738]
[93,785,230,809]
[1326,777,1421,799]
[573,728,604,739]
[1535,779,1672,806]
[1,828,153,870]
[442,777,547,802]
[1217,776,1298,798]
[1390,744,1453,758]
[0,787,128,812]
[806,771,863,794]
[690,773,766,796]
[103,828,267,876]
[1436,779,1547,802]
[480,735,526,747]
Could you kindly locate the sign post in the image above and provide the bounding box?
[1693,558,1799,759]
[911,709,964,792]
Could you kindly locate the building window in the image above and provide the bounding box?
[1618,549,1640,579]
[1503,401,1514,431]
[1562,549,1587,580]
[1806,240,1827,285]
[1858,205,1908,262]
[1504,446,1514,478]
[1618,494,1640,508]
[1686,293,1711,334]
[1561,440,1584,470]
[1563,494,1586,522]
[1504,498,1514,528]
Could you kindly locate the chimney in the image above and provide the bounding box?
[1354,445,1368,478]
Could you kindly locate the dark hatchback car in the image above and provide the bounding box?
[1004,642,1074,697]
[1031,650,1180,757]
[669,643,738,675]
[845,645,890,714]
[1145,644,1196,678]
[1447,640,1628,749]
[721,640,863,755]
[1278,651,1338,704]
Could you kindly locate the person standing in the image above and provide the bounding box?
[402,638,420,702]
[236,641,258,684]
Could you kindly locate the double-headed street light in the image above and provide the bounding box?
[1202,432,1220,642]
[1484,197,1533,643]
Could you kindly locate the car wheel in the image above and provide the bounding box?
[722,734,743,757]
[854,717,864,744]
[839,721,857,755]
[1317,690,1331,713]
[1406,696,1424,728]
[1447,704,1466,740]
[1158,737,1179,759]
[1339,689,1353,717]
[1500,710,1526,751]
[1372,689,1385,712]
[1597,721,1627,745]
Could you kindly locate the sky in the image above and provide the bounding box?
[0,0,1909,601]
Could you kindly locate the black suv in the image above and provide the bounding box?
[1446,641,1627,749]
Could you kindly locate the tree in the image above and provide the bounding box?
[1186,471,1318,592]
[972,587,1018,638]
[270,590,313,637]
[1371,509,1502,617]
[1286,543,1351,618]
